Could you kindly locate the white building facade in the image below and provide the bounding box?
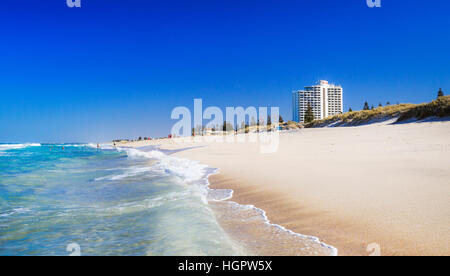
[292,80,343,123]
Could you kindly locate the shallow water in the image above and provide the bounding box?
[0,143,242,255]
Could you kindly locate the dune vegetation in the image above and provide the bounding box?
[306,95,450,128]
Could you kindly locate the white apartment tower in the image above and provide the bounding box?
[292,80,343,122]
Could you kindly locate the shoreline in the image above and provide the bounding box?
[206,172,379,256]
[204,169,338,256]
[122,121,450,256]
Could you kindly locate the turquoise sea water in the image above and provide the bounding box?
[0,143,338,256]
[0,143,242,256]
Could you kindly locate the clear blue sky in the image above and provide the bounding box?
[0,0,449,143]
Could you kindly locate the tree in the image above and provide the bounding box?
[304,103,315,123]
[371,105,374,110]
[222,121,233,132]
[438,88,444,98]
[348,107,353,112]
[278,115,284,123]
[378,102,383,107]
[267,115,272,126]
[363,102,370,110]
[386,102,391,105]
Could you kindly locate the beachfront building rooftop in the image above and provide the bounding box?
[292,80,343,123]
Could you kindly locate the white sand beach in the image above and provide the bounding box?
[124,121,450,256]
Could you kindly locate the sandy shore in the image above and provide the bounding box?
[123,121,450,256]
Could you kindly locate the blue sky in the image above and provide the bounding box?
[0,0,449,142]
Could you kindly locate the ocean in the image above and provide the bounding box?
[0,143,336,256]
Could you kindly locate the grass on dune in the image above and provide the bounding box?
[306,95,450,128]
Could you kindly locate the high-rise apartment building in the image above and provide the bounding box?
[292,80,343,122]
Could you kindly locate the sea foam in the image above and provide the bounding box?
[0,143,41,151]
[94,166,154,181]
[116,147,208,184]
